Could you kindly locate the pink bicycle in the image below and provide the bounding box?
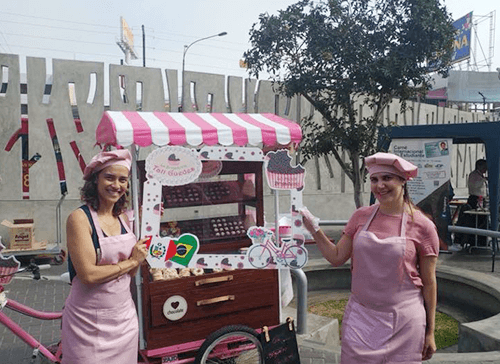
[247,234,308,269]
[0,262,62,364]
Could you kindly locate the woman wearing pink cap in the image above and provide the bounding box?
[61,149,149,364]
[301,152,439,363]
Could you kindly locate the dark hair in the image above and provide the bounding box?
[401,180,417,217]
[80,172,129,217]
[475,159,487,170]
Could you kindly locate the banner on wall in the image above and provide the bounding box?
[390,139,453,245]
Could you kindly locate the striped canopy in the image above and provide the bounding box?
[96,111,302,148]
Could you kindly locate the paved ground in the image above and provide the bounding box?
[2,231,500,363]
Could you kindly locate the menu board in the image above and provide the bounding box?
[261,319,300,364]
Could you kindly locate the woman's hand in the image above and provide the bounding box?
[130,238,149,264]
[422,332,436,360]
[299,207,320,234]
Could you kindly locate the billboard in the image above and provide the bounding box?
[121,17,135,50]
[117,16,138,62]
[452,12,473,64]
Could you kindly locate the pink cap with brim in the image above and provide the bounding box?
[365,152,418,181]
[83,149,132,180]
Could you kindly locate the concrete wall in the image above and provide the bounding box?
[0,52,490,248]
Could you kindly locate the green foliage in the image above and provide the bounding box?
[244,0,455,206]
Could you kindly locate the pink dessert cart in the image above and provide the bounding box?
[94,111,303,364]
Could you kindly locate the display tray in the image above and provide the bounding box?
[162,181,256,208]
[160,215,248,242]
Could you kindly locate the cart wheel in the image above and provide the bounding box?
[194,325,263,364]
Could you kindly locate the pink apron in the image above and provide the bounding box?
[62,207,138,364]
[341,206,426,364]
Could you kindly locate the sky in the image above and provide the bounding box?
[0,0,499,81]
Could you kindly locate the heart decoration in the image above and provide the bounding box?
[170,234,199,267]
[171,301,180,309]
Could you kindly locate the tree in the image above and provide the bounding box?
[244,0,455,207]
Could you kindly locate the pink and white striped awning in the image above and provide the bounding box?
[96,111,302,148]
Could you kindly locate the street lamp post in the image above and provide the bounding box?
[179,32,227,112]
[478,92,486,115]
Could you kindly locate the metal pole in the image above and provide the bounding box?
[180,45,187,112]
[290,268,308,335]
[274,190,280,245]
[180,32,227,112]
[142,25,146,67]
[130,146,146,349]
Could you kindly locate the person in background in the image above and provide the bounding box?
[468,159,488,209]
[61,149,148,364]
[463,158,488,246]
[301,152,439,363]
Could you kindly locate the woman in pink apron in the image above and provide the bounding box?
[61,150,149,364]
[302,152,439,363]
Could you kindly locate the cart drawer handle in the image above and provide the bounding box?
[197,295,235,306]
[195,275,233,286]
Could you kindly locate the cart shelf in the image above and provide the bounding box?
[162,181,258,208]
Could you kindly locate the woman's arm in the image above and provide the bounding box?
[121,213,146,278]
[301,208,353,266]
[66,209,148,284]
[420,255,438,361]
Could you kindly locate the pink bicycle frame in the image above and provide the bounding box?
[1,298,62,363]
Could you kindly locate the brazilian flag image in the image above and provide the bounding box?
[170,234,199,266]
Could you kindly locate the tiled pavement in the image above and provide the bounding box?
[2,239,500,363]
[0,263,69,364]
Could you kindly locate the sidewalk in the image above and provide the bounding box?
[0,263,70,364]
[2,242,500,363]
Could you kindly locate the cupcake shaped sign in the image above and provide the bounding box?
[265,150,306,190]
[145,146,202,186]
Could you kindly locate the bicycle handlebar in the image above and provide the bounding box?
[0,261,52,281]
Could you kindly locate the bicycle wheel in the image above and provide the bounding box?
[194,325,263,364]
[247,245,272,268]
[284,245,308,269]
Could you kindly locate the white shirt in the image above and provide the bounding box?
[468,169,487,197]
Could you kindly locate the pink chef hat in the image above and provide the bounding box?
[83,149,132,180]
[365,152,418,181]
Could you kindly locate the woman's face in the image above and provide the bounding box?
[96,165,129,204]
[370,172,405,206]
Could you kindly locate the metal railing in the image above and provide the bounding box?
[448,225,499,272]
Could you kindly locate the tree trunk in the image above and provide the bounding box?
[351,152,364,208]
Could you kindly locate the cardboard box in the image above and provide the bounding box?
[1,219,35,250]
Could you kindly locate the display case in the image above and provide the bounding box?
[138,160,265,253]
[137,159,280,352]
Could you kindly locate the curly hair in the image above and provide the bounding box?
[80,172,129,217]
